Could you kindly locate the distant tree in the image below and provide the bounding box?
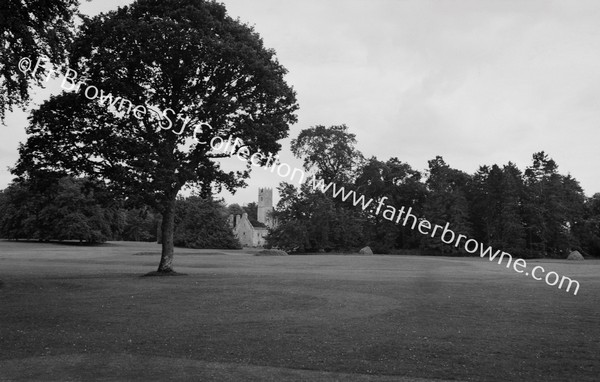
[265,183,310,251]
[43,177,117,242]
[269,125,366,252]
[468,162,526,254]
[0,0,78,121]
[523,152,585,257]
[268,182,364,252]
[240,201,267,227]
[244,202,258,222]
[497,162,527,253]
[422,156,472,254]
[355,157,426,252]
[14,0,298,272]
[467,165,492,244]
[523,152,557,255]
[573,193,600,256]
[120,208,159,242]
[0,177,118,242]
[173,196,240,249]
[0,181,33,239]
[291,124,364,184]
[227,204,245,217]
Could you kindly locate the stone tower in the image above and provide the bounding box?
[257,187,273,226]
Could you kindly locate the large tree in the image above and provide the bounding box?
[269,125,366,252]
[523,152,585,257]
[422,156,472,254]
[0,0,78,121]
[268,181,365,252]
[290,124,364,184]
[14,0,298,272]
[468,162,526,254]
[355,157,426,251]
[574,193,600,256]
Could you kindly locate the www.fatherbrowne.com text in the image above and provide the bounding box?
[305,176,580,295]
[219,139,580,296]
[20,56,580,296]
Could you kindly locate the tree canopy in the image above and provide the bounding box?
[0,0,78,122]
[291,124,363,184]
[0,176,120,243]
[173,196,240,249]
[269,125,367,252]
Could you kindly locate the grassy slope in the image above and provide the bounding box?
[0,240,598,381]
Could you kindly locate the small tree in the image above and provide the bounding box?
[173,196,240,249]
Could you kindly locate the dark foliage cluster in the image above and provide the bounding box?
[226,202,266,228]
[0,176,240,249]
[267,125,600,258]
[0,176,121,243]
[0,0,78,122]
[171,196,241,249]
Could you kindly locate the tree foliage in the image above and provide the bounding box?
[0,177,241,249]
[118,208,159,242]
[273,124,597,258]
[0,0,78,121]
[574,193,600,257]
[522,152,585,257]
[268,125,366,252]
[267,182,364,252]
[290,124,363,184]
[227,203,245,216]
[0,177,119,243]
[421,156,472,254]
[172,196,240,249]
[355,157,426,252]
[468,163,526,254]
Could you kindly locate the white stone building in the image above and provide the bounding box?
[228,188,275,247]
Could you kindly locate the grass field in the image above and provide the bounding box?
[0,240,598,381]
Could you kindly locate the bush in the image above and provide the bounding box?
[172,196,241,249]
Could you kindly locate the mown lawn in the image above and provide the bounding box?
[0,240,598,381]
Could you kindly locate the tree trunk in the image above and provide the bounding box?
[157,199,176,272]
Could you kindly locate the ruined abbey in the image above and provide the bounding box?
[228,188,276,247]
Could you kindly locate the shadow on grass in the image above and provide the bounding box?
[141,270,187,277]
[132,252,161,256]
[0,239,120,247]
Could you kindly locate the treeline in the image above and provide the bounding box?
[267,125,600,258]
[0,176,240,249]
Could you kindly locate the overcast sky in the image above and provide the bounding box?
[2,0,599,207]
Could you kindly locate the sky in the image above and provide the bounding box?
[2,0,599,207]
